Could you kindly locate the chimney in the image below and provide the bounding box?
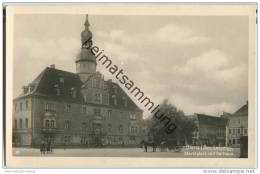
[50,64,55,69]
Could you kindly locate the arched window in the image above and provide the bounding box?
[50,120,55,128]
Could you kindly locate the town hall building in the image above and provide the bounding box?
[12,15,144,147]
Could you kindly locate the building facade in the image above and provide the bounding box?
[12,15,144,147]
[191,114,227,146]
[222,102,248,147]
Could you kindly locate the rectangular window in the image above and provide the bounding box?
[94,108,101,116]
[113,86,118,94]
[45,120,50,128]
[64,136,67,144]
[244,128,248,134]
[71,88,77,98]
[232,139,236,144]
[237,139,240,144]
[112,95,117,105]
[50,120,55,128]
[25,118,28,128]
[19,118,22,128]
[65,104,71,112]
[119,125,123,133]
[65,120,71,129]
[238,128,240,134]
[229,129,232,134]
[82,105,87,114]
[108,124,112,132]
[83,96,87,103]
[122,97,127,107]
[93,79,97,88]
[26,100,29,109]
[56,88,61,96]
[232,129,235,135]
[94,93,102,104]
[59,77,64,83]
[103,83,107,90]
[68,136,71,144]
[14,119,17,129]
[20,102,23,111]
[130,114,136,120]
[107,110,112,119]
[45,103,55,112]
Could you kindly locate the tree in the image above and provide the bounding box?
[146,99,196,147]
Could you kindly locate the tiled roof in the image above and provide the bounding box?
[15,67,142,111]
[196,114,227,126]
[233,103,248,116]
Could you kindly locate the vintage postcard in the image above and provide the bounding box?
[4,3,257,168]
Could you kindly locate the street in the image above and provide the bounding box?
[13,147,240,158]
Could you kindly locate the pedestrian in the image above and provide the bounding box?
[40,141,45,155]
[47,141,51,153]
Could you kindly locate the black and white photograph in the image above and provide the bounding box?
[4,4,257,169]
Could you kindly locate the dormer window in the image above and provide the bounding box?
[112,95,117,105]
[29,84,35,93]
[54,84,60,96]
[59,77,64,83]
[22,86,29,94]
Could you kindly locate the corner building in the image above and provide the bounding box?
[12,15,144,147]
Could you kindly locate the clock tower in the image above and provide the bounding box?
[75,15,97,83]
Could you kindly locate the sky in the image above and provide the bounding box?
[13,14,248,117]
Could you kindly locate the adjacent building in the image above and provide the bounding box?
[13,15,143,147]
[222,102,248,147]
[191,114,227,146]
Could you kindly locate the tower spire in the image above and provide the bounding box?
[76,14,97,83]
[81,14,92,46]
[84,14,90,28]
